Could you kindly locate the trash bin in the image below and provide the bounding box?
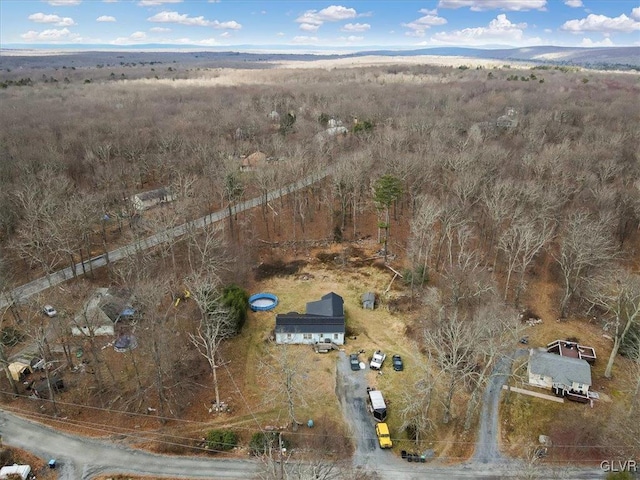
[48,459,56,469]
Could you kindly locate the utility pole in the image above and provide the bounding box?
[279,432,285,480]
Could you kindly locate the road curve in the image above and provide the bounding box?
[0,410,260,480]
[0,169,330,310]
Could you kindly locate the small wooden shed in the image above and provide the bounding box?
[362,292,376,310]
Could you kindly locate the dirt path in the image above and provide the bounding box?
[471,350,528,464]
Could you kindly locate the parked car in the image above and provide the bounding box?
[43,305,57,318]
[392,354,404,371]
[370,350,386,370]
[349,353,360,371]
[375,422,393,449]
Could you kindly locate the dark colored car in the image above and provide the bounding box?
[392,354,403,371]
[349,353,361,371]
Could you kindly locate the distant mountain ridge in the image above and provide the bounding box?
[355,46,640,69]
[1,44,638,70]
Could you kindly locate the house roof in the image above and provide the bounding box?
[135,187,171,201]
[242,151,267,168]
[275,292,345,334]
[74,287,133,327]
[306,292,343,317]
[275,314,345,334]
[529,351,592,388]
[362,292,375,303]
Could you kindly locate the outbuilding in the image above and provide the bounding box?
[362,292,376,310]
[0,464,31,480]
[8,362,32,382]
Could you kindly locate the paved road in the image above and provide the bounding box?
[334,352,604,480]
[0,354,607,480]
[0,410,260,480]
[0,169,329,310]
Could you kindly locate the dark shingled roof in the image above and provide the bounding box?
[275,292,345,335]
[306,292,344,317]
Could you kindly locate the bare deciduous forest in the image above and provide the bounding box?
[0,56,638,468]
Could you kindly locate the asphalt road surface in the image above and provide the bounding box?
[0,168,329,310]
[0,410,260,479]
[0,358,607,480]
[334,351,605,480]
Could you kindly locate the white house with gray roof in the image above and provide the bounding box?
[275,292,345,345]
[528,350,592,402]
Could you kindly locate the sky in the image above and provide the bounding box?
[1,0,639,50]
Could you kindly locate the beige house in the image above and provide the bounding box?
[528,350,592,403]
[130,187,176,212]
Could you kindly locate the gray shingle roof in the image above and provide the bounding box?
[529,351,592,388]
[305,292,343,317]
[275,314,345,334]
[275,292,345,334]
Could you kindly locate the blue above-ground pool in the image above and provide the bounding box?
[249,293,278,311]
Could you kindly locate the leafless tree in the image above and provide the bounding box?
[398,355,439,443]
[554,212,617,318]
[423,308,477,424]
[462,302,522,431]
[188,281,235,411]
[499,216,555,306]
[259,342,312,431]
[587,270,640,378]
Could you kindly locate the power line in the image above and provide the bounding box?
[0,390,635,451]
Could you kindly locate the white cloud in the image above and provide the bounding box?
[544,28,552,33]
[104,0,118,3]
[147,11,241,29]
[342,22,370,32]
[338,35,364,42]
[296,5,357,30]
[220,31,230,38]
[138,0,182,6]
[111,31,147,44]
[97,15,116,22]
[44,0,81,5]
[403,13,448,37]
[299,23,320,32]
[174,37,218,45]
[419,8,439,15]
[28,13,75,26]
[438,0,546,11]
[630,7,640,21]
[276,32,285,36]
[562,13,640,33]
[579,37,614,47]
[21,27,81,41]
[292,35,319,44]
[149,26,170,32]
[430,14,540,45]
[564,0,583,7]
[215,20,241,30]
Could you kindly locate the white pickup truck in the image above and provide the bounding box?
[370,350,386,370]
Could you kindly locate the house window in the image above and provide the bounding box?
[286,333,293,340]
[333,333,339,340]
[303,333,312,340]
[576,383,583,390]
[540,375,545,380]
[319,334,324,338]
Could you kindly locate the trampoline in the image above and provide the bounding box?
[249,293,278,312]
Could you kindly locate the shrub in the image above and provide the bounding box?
[1,327,24,346]
[352,120,374,134]
[206,429,238,452]
[221,284,249,335]
[249,431,288,456]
